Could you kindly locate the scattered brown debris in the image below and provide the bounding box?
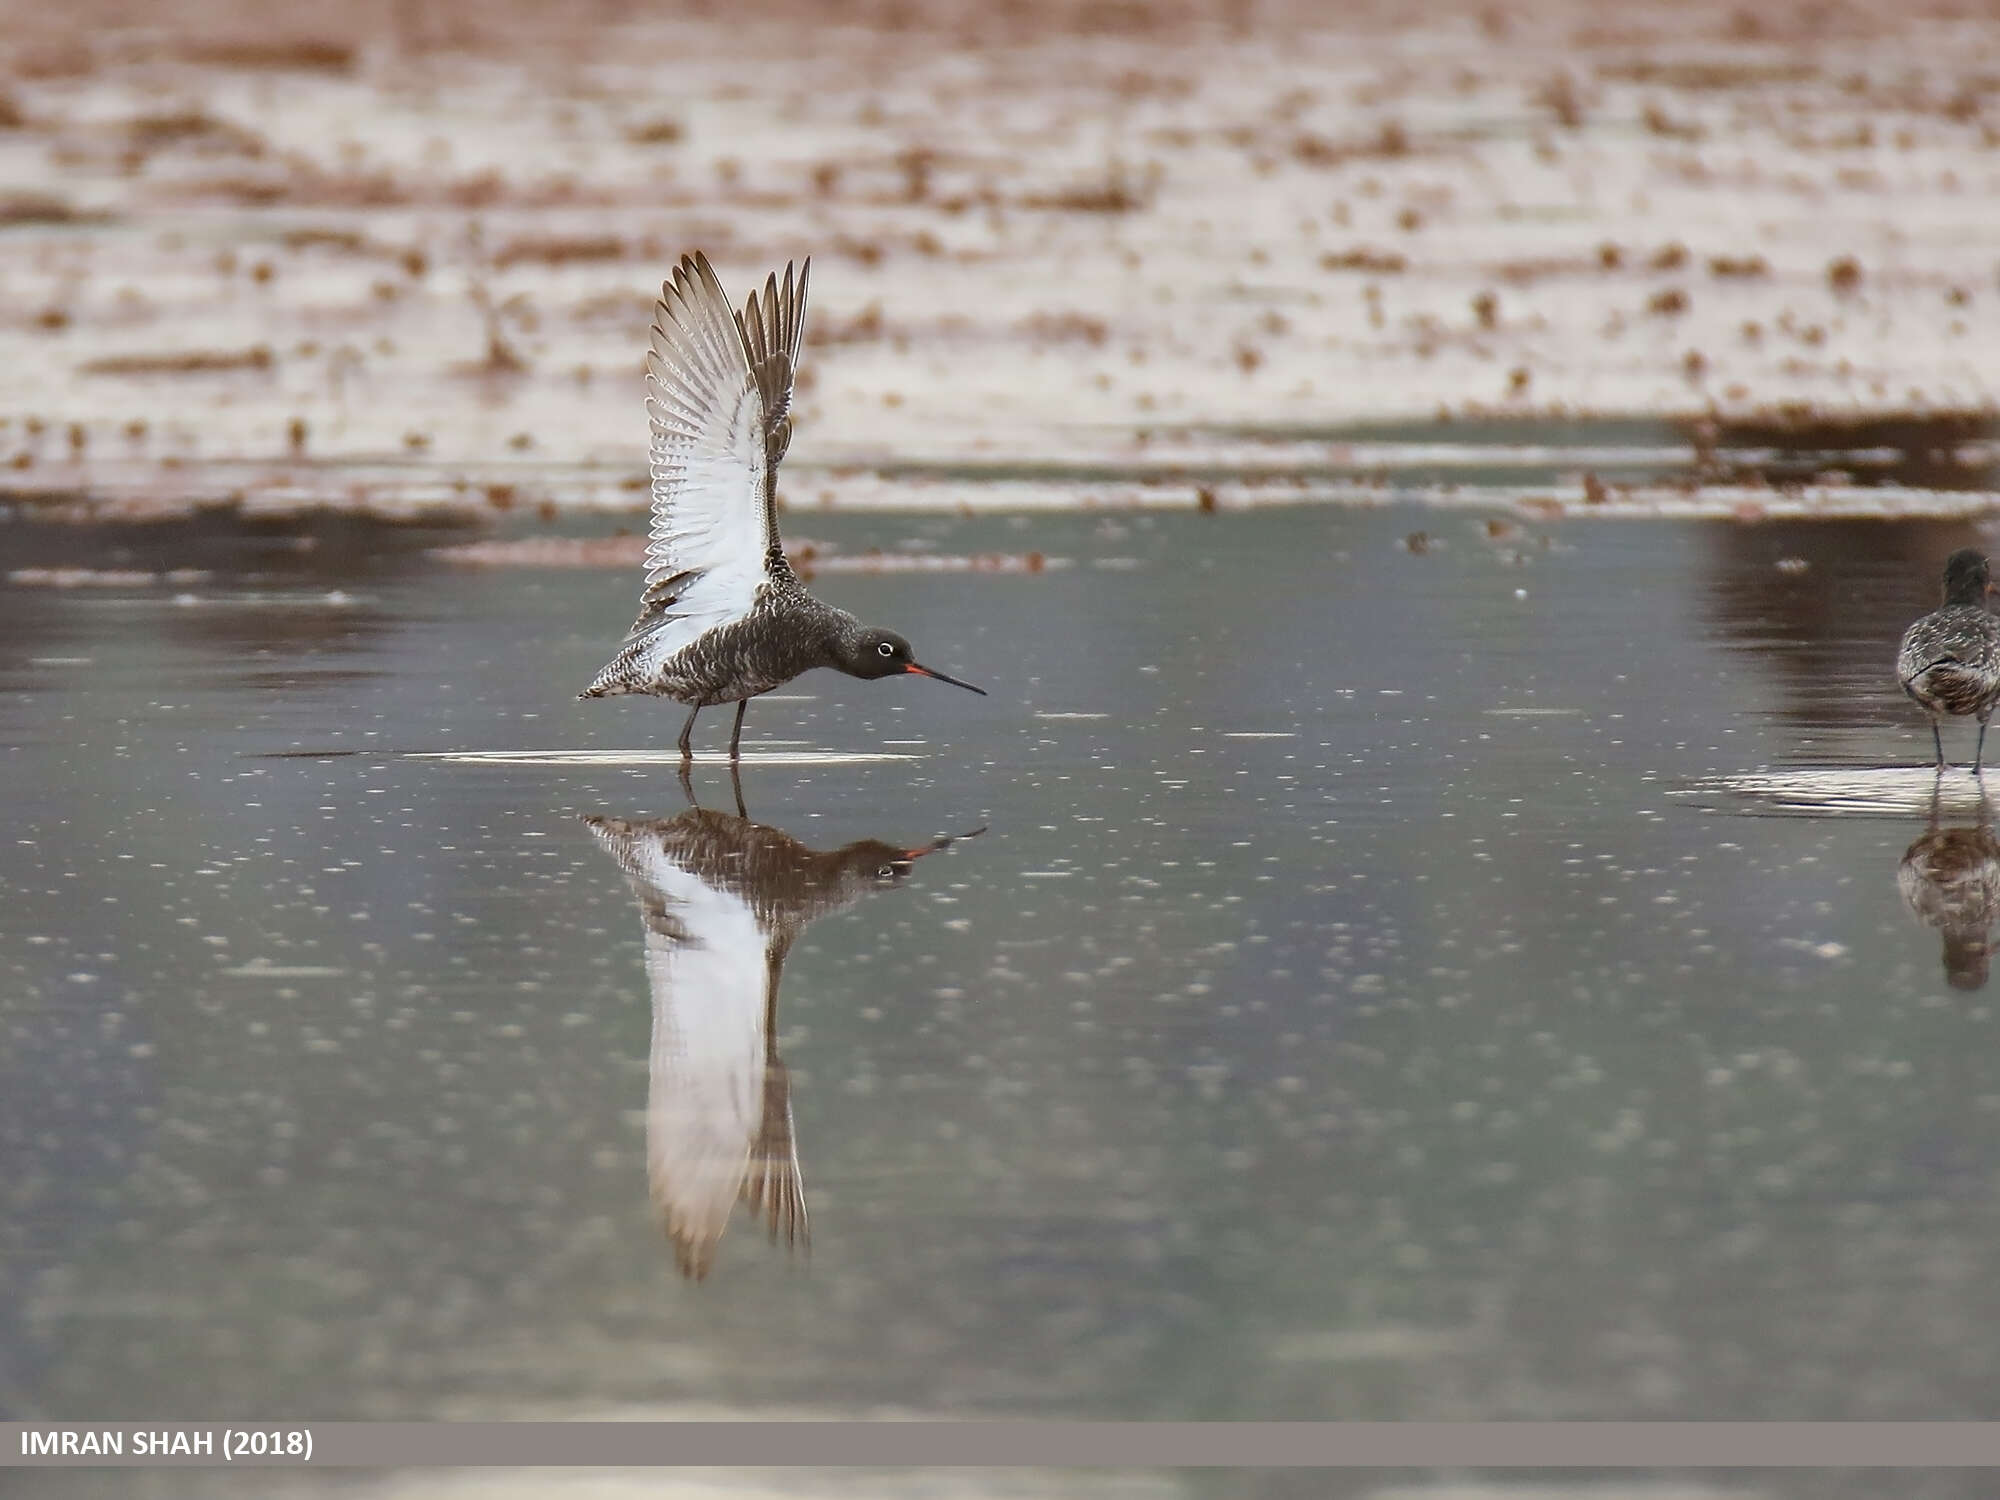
[124,109,266,156]
[1641,103,1703,141]
[178,165,617,212]
[1021,162,1154,213]
[1708,254,1769,278]
[626,118,685,145]
[178,39,356,73]
[462,281,530,375]
[80,346,273,375]
[1293,121,1411,168]
[0,192,97,226]
[0,2,1978,519]
[1320,248,1406,273]
[281,227,367,254]
[1019,311,1109,345]
[1582,471,1609,504]
[13,43,92,80]
[493,235,627,269]
[1597,60,1816,90]
[1536,72,1585,128]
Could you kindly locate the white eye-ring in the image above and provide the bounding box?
[877,641,895,657]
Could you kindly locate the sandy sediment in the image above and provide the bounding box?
[1,0,1998,517]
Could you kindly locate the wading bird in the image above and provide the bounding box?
[1898,548,2000,773]
[1898,781,2000,990]
[579,253,984,758]
[585,781,980,1278]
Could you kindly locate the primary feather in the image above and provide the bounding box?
[629,252,810,650]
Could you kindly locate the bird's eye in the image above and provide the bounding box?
[877,641,895,657]
[877,865,895,878]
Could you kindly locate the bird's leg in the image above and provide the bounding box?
[728,699,748,762]
[728,760,747,821]
[677,705,699,762]
[677,760,698,809]
[1979,716,1993,777]
[1934,719,1947,771]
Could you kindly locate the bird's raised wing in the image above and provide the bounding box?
[639,867,770,1282]
[586,814,800,1281]
[631,252,810,643]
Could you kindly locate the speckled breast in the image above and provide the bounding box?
[655,606,829,706]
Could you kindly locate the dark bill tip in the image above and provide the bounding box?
[903,824,990,860]
[907,663,987,695]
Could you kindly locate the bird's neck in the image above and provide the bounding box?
[822,610,872,676]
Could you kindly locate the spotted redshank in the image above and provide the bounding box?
[1898,548,2000,772]
[1899,778,2000,990]
[579,252,984,758]
[584,782,980,1278]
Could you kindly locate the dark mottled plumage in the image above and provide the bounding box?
[584,793,980,1280]
[577,251,983,759]
[1897,548,2000,772]
[1899,811,2000,991]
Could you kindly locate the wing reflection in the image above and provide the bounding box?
[584,777,981,1280]
[1898,784,2000,991]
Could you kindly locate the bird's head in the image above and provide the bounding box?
[1942,547,1993,607]
[837,626,986,695]
[836,826,989,892]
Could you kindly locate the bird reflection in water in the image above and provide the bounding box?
[1898,779,2000,991]
[584,770,982,1279]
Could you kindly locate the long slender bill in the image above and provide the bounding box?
[906,663,986,695]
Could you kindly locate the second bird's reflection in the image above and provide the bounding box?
[584,770,983,1280]
[1899,781,2000,991]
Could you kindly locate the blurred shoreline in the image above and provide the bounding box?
[2,0,1998,519]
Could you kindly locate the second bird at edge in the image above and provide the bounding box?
[578,251,985,760]
[1898,547,2000,774]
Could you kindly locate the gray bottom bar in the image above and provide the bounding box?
[5,1422,2000,1468]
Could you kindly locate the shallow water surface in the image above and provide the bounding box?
[6,502,2000,1442]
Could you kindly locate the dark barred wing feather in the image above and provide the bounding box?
[632,252,811,645]
[1898,605,2000,717]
